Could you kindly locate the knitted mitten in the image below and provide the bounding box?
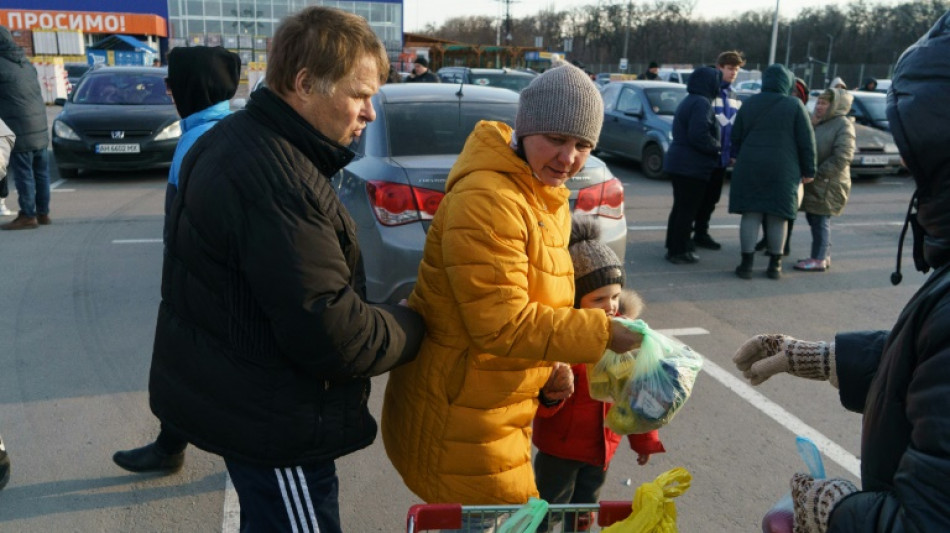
[791,473,858,533]
[733,334,838,387]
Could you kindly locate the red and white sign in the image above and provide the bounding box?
[0,9,167,37]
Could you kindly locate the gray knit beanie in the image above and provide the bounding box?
[515,64,604,146]
[570,217,625,308]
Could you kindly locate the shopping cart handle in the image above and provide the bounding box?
[597,501,633,526]
[406,503,463,532]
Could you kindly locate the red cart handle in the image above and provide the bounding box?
[407,503,462,532]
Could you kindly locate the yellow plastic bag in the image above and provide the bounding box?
[602,468,692,533]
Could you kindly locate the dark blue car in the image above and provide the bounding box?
[596,80,687,179]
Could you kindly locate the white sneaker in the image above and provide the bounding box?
[0,199,13,216]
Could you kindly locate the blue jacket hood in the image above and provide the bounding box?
[686,66,720,99]
[761,64,793,95]
[888,10,950,270]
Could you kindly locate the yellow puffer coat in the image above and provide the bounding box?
[382,121,612,504]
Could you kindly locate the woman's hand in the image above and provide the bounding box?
[802,176,815,184]
[609,320,643,353]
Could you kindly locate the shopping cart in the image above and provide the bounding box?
[406,501,633,532]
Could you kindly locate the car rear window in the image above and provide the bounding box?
[385,102,518,157]
[73,73,171,105]
[469,74,534,93]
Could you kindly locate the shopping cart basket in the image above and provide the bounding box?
[406,501,633,532]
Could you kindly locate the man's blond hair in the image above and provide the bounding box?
[266,6,388,95]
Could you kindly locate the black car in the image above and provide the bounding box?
[52,66,180,178]
[436,67,537,93]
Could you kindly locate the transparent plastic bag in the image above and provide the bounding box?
[588,346,638,402]
[605,319,703,435]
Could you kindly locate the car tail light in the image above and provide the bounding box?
[366,180,445,226]
[575,178,624,219]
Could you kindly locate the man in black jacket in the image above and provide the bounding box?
[148,7,424,532]
[405,56,440,83]
[733,10,950,532]
[0,26,51,230]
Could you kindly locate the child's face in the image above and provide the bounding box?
[579,284,622,316]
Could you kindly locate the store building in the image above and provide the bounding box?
[1,0,404,66]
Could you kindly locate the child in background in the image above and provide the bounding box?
[532,217,665,532]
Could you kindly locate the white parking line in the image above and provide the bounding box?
[50,178,66,190]
[112,239,163,244]
[656,327,861,478]
[630,222,902,231]
[223,473,240,533]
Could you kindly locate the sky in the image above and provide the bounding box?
[402,0,898,32]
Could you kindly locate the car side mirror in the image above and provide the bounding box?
[54,97,67,106]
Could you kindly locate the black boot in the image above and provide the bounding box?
[735,252,754,279]
[767,253,783,279]
[0,435,9,490]
[113,442,185,474]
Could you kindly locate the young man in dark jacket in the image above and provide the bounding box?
[0,26,51,230]
[733,11,950,531]
[691,50,744,251]
[148,7,424,532]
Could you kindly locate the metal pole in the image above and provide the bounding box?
[825,33,834,87]
[784,23,792,66]
[768,0,780,65]
[623,1,631,70]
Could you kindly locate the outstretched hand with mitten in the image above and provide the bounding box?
[790,473,858,533]
[733,335,838,387]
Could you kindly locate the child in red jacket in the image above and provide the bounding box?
[533,217,665,532]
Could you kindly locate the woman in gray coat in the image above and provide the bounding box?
[794,89,855,272]
[729,64,816,279]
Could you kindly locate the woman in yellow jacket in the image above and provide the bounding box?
[382,64,641,511]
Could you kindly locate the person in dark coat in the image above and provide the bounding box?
[405,56,440,83]
[859,77,878,92]
[662,66,721,264]
[112,46,242,475]
[733,10,950,532]
[642,61,660,80]
[148,7,424,532]
[729,63,816,279]
[0,26,51,230]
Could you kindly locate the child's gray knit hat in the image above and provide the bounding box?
[570,216,625,307]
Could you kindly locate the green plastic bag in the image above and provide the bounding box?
[588,346,638,402]
[605,319,703,435]
[497,497,549,533]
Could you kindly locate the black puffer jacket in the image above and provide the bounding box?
[149,87,424,467]
[827,11,950,532]
[0,27,48,152]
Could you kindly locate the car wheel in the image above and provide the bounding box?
[641,144,665,180]
[57,166,79,179]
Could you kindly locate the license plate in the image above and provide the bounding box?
[96,143,140,154]
[861,155,889,165]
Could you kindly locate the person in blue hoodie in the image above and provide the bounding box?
[662,66,721,264]
[691,51,744,252]
[112,45,241,474]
